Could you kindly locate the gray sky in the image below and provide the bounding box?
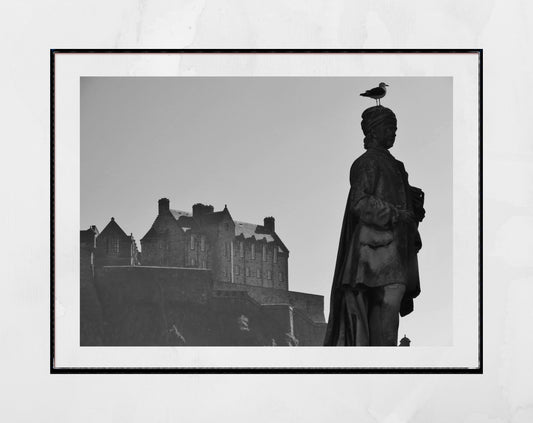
[81,76,452,346]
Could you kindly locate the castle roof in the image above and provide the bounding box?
[168,208,286,251]
[171,209,229,229]
[141,204,289,253]
[196,210,228,226]
[99,218,130,240]
[234,221,275,243]
[170,210,190,220]
[170,211,197,232]
[141,226,162,240]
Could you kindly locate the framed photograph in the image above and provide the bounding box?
[51,49,482,373]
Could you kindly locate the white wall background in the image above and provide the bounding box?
[1,0,532,422]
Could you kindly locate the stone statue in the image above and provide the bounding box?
[324,106,425,346]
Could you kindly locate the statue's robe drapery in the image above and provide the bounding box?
[324,147,423,346]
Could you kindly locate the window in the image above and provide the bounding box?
[246,267,250,277]
[224,242,229,258]
[267,270,271,280]
[235,265,240,276]
[190,257,196,266]
[109,238,119,255]
[256,269,260,278]
[200,235,205,251]
[251,244,255,260]
[279,272,283,282]
[239,241,244,257]
[190,235,195,250]
[200,259,206,269]
[273,248,277,263]
[262,245,266,261]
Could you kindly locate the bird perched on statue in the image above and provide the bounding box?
[360,82,389,106]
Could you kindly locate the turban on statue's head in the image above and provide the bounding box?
[361,106,397,136]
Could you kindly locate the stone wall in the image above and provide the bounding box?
[141,213,187,267]
[95,226,136,266]
[86,266,326,346]
[213,281,325,323]
[80,243,104,345]
[230,240,288,290]
[292,309,327,346]
[208,215,234,283]
[94,266,212,345]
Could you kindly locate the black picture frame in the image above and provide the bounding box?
[50,49,483,374]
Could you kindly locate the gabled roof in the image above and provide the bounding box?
[99,218,130,240]
[140,226,160,241]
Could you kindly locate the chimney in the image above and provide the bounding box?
[193,203,214,217]
[264,216,275,233]
[158,198,170,215]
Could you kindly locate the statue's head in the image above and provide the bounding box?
[361,106,397,150]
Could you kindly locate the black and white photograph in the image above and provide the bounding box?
[79,76,452,349]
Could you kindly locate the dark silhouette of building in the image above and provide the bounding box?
[80,225,103,345]
[96,217,140,266]
[141,199,288,290]
[80,199,326,346]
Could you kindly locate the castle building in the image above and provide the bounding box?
[141,198,289,290]
[95,217,140,266]
[80,199,326,346]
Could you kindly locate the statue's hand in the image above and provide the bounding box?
[397,209,417,224]
[409,186,425,222]
[413,206,425,222]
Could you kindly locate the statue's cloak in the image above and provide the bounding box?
[323,147,423,346]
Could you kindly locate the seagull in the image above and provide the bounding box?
[360,82,389,106]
